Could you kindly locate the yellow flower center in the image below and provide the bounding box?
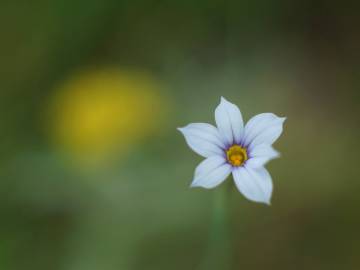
[226,145,248,167]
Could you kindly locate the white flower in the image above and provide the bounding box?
[178,97,286,205]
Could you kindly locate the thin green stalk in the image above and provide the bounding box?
[198,184,232,270]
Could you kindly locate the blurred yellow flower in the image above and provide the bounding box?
[48,68,168,166]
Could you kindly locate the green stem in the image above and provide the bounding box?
[199,185,232,270]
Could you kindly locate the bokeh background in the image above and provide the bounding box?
[1,0,359,269]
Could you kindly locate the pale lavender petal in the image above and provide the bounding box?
[232,166,273,204]
[242,113,285,149]
[215,97,244,146]
[246,144,280,168]
[191,156,232,189]
[178,123,225,158]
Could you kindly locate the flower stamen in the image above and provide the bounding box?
[226,145,248,167]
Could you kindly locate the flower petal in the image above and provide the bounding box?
[215,97,244,146]
[178,123,225,157]
[232,166,273,204]
[242,113,285,149]
[191,156,232,189]
[246,144,280,168]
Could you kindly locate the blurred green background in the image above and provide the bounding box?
[0,0,359,269]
